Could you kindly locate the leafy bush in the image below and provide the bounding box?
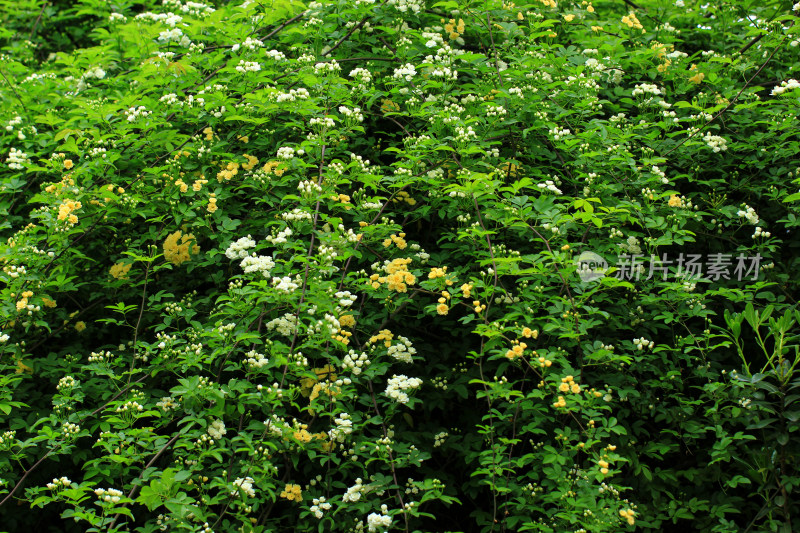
[1,0,800,531]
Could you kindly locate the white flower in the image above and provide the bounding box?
[385,374,423,404]
[208,419,227,440]
[231,477,256,498]
[225,235,256,260]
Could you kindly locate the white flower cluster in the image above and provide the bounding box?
[5,115,22,132]
[393,63,417,81]
[272,276,299,293]
[277,146,302,160]
[309,117,335,128]
[549,127,571,140]
[434,431,449,447]
[282,208,312,222]
[264,49,286,61]
[329,413,353,442]
[63,422,80,435]
[266,313,298,336]
[57,375,77,391]
[159,93,204,108]
[367,505,393,532]
[310,496,332,519]
[240,255,275,277]
[632,83,662,97]
[314,60,341,74]
[125,106,151,123]
[208,419,227,440]
[537,180,562,195]
[387,0,422,14]
[737,204,759,225]
[651,165,668,184]
[343,349,370,375]
[702,132,727,152]
[109,13,127,23]
[387,336,416,363]
[349,67,372,90]
[6,147,28,170]
[339,106,364,122]
[46,477,72,490]
[0,333,9,343]
[266,227,293,245]
[135,12,182,26]
[231,477,256,498]
[752,226,771,239]
[633,337,654,350]
[235,60,261,73]
[158,28,191,47]
[298,179,323,197]
[167,0,215,17]
[770,78,800,96]
[343,478,366,502]
[225,235,257,260]
[94,487,123,503]
[455,125,477,143]
[244,350,269,369]
[486,105,507,117]
[232,37,263,52]
[385,374,423,404]
[336,291,357,307]
[274,87,310,102]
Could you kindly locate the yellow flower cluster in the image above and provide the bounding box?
[332,327,352,345]
[536,0,556,7]
[216,161,239,182]
[498,162,519,178]
[192,175,208,191]
[584,1,594,12]
[369,258,416,292]
[63,159,74,170]
[505,341,527,359]
[558,375,581,394]
[563,14,575,22]
[436,291,450,315]
[109,262,132,280]
[443,18,465,40]
[262,160,286,176]
[163,230,200,265]
[380,99,400,114]
[280,484,302,501]
[536,355,553,368]
[207,193,217,214]
[15,290,34,311]
[522,327,539,339]
[242,154,259,171]
[42,297,57,308]
[428,266,448,279]
[688,64,704,84]
[369,329,394,347]
[472,300,486,314]
[621,11,643,31]
[57,199,82,224]
[668,194,685,208]
[620,509,635,526]
[461,283,473,298]
[383,233,407,250]
[391,190,416,206]
[44,173,75,195]
[339,315,356,328]
[553,395,567,408]
[203,127,214,141]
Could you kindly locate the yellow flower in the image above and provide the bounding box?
[517,12,524,20]
[63,159,73,169]
[436,303,449,315]
[207,196,218,214]
[110,262,132,280]
[203,127,214,141]
[75,321,86,332]
[339,314,356,328]
[280,484,303,501]
[564,14,575,22]
[689,71,705,84]
[559,382,570,392]
[668,194,683,208]
[42,297,57,308]
[587,4,594,12]
[571,383,581,394]
[163,230,200,266]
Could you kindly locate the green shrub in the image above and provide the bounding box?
[1,0,800,531]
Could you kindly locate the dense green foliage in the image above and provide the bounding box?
[1,0,800,531]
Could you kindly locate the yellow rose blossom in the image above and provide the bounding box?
[564,14,575,22]
[207,195,218,214]
[63,159,73,169]
[280,484,303,501]
[339,314,356,328]
[110,262,132,280]
[75,321,86,332]
[436,303,449,315]
[163,230,200,266]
